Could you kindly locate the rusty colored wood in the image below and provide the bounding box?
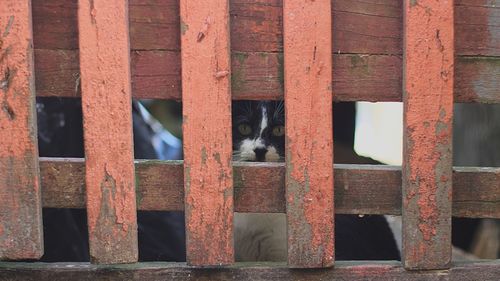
[0,0,44,260]
[1,261,500,280]
[402,0,454,270]
[283,0,334,268]
[33,49,500,103]
[180,0,234,266]
[31,0,500,56]
[78,0,138,264]
[39,159,500,218]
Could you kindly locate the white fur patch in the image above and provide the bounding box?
[238,138,268,161]
[259,107,268,137]
[265,146,280,162]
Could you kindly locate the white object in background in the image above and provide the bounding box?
[354,102,403,165]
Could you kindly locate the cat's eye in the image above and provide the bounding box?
[272,125,285,137]
[238,123,252,136]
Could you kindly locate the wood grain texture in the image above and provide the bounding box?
[1,261,500,281]
[29,0,500,102]
[78,0,138,264]
[283,0,334,268]
[0,0,43,260]
[31,0,500,56]
[402,0,454,270]
[32,49,500,103]
[39,159,500,218]
[180,0,234,266]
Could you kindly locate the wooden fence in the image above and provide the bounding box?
[1,0,499,280]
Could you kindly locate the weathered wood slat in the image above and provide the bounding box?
[32,50,500,103]
[283,0,334,268]
[402,0,454,270]
[39,159,500,218]
[180,0,234,266]
[31,0,500,56]
[1,261,500,281]
[0,0,44,260]
[78,0,138,264]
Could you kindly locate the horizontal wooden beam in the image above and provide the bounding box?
[33,50,500,103]
[30,0,500,103]
[32,0,499,56]
[1,260,499,280]
[39,159,500,218]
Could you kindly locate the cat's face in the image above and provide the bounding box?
[232,101,285,162]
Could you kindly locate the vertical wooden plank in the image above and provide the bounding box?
[402,0,454,270]
[78,0,138,264]
[284,0,334,268]
[180,0,234,266]
[0,0,43,260]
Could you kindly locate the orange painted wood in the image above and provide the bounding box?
[284,0,334,268]
[78,0,138,264]
[180,0,234,266]
[0,0,43,260]
[402,0,454,270]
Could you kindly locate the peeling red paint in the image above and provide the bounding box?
[402,0,453,270]
[181,0,234,266]
[284,0,334,268]
[0,1,43,260]
[78,0,138,264]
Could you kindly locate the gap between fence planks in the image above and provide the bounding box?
[402,0,454,270]
[0,0,43,260]
[283,0,334,268]
[78,0,138,264]
[39,159,500,218]
[180,0,234,266]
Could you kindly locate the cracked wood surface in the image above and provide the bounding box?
[78,0,138,264]
[402,0,454,270]
[0,0,43,260]
[180,0,234,266]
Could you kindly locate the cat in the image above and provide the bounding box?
[232,101,285,162]
[232,100,401,261]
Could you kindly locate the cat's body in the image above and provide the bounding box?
[232,101,400,261]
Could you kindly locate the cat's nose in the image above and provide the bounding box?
[254,148,268,161]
